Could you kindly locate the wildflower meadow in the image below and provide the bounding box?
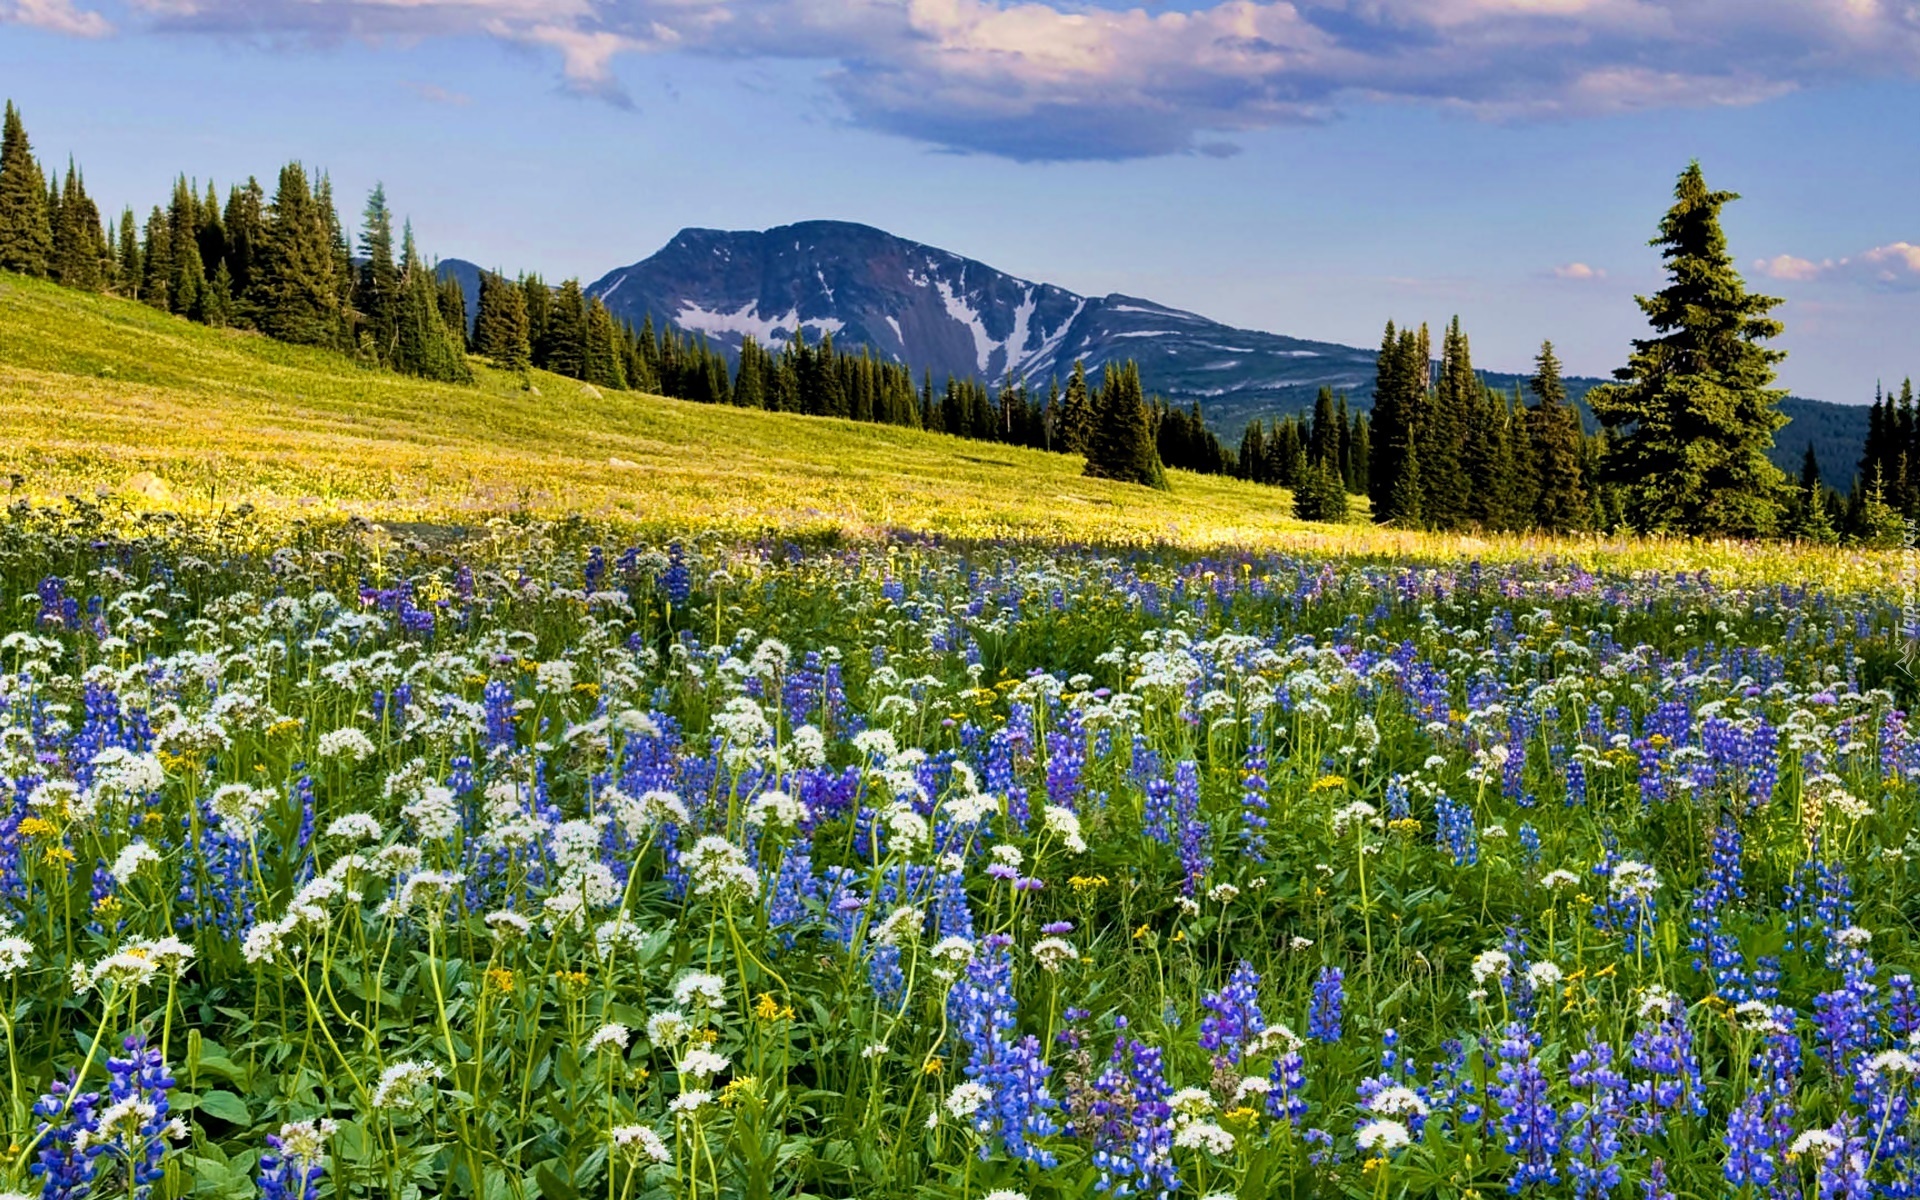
[1,504,1916,1200]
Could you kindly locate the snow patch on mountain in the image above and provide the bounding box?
[676,301,843,344]
[934,278,998,374]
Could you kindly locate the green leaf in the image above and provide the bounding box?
[193,1089,251,1125]
[535,1162,581,1200]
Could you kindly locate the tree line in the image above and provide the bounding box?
[1364,163,1909,544]
[0,100,1231,494]
[0,103,1907,541]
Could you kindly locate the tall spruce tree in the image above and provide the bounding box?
[196,182,226,286]
[1348,414,1370,496]
[1505,385,1539,528]
[115,206,141,298]
[390,224,470,383]
[1083,361,1166,488]
[50,161,104,290]
[522,273,551,365]
[437,273,468,351]
[356,184,400,362]
[1460,379,1512,528]
[1423,316,1476,529]
[166,177,202,316]
[1368,321,1426,525]
[474,270,531,372]
[1058,360,1096,454]
[140,206,171,312]
[255,163,345,347]
[1528,340,1588,532]
[733,336,767,408]
[222,179,265,316]
[540,280,589,379]
[583,297,628,390]
[1589,162,1790,537]
[0,102,51,276]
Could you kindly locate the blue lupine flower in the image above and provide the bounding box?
[1435,794,1479,867]
[1172,759,1208,894]
[1198,961,1264,1065]
[1565,1034,1626,1200]
[1309,967,1345,1044]
[1492,1023,1562,1192]
[1086,1034,1177,1198]
[1240,727,1270,861]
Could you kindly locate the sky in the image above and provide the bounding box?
[2,0,1917,403]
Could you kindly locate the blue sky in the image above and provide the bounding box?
[2,0,1917,403]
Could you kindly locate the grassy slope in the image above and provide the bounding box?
[0,271,1339,548]
[0,272,1904,587]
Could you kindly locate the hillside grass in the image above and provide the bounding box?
[0,271,1906,589]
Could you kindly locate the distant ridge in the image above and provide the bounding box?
[439,222,1869,484]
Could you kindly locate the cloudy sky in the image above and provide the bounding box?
[3,0,1917,402]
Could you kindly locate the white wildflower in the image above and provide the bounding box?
[1356,1118,1411,1153]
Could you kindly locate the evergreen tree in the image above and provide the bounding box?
[733,336,767,408]
[389,224,470,383]
[1528,340,1588,532]
[1348,415,1370,496]
[50,161,104,290]
[174,233,208,322]
[203,261,235,327]
[1239,420,1267,485]
[1850,476,1909,548]
[115,206,141,297]
[1083,361,1167,488]
[1460,378,1512,528]
[1789,443,1838,544]
[254,163,346,347]
[1505,385,1539,528]
[222,179,265,315]
[1292,457,1349,522]
[196,181,226,287]
[583,297,629,390]
[1422,316,1476,528]
[356,184,400,361]
[140,205,171,312]
[540,280,589,379]
[473,270,531,372]
[0,102,51,276]
[522,273,551,365]
[1368,321,1426,525]
[313,173,353,325]
[1059,361,1096,454]
[166,177,202,316]
[1589,162,1790,536]
[437,272,469,351]
[1390,437,1422,528]
[1310,386,1339,468]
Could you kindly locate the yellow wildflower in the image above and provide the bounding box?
[753,992,795,1022]
[17,817,55,839]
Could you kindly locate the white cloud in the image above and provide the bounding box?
[2,0,112,36]
[42,0,1920,160]
[1552,262,1606,280]
[1756,243,1920,289]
